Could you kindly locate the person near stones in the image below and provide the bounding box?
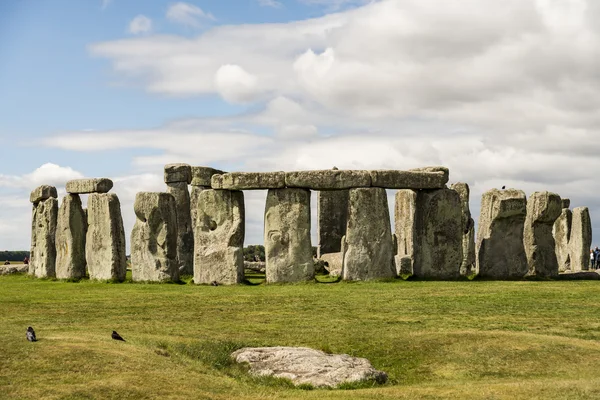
[594,247,600,270]
[591,249,595,270]
[23,256,29,265]
[3,260,9,265]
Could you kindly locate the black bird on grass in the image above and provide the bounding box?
[211,281,219,286]
[111,330,126,342]
[26,326,37,342]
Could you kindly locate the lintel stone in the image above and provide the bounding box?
[164,163,192,184]
[212,172,285,190]
[370,167,449,189]
[285,170,371,190]
[66,178,113,194]
[191,166,225,186]
[30,185,58,204]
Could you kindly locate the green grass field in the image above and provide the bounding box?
[2,273,600,399]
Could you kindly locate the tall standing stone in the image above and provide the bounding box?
[395,188,463,279]
[570,207,592,272]
[165,163,194,276]
[523,191,562,278]
[194,189,245,285]
[265,188,314,283]
[55,194,87,279]
[86,193,127,281]
[131,192,179,282]
[29,186,58,278]
[476,189,528,279]
[450,183,476,276]
[553,200,572,272]
[190,166,224,233]
[317,189,349,257]
[342,188,395,281]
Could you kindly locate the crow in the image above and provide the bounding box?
[111,331,125,342]
[502,186,506,190]
[26,326,37,342]
[211,281,219,286]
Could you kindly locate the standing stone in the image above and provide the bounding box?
[55,194,87,279]
[317,189,349,257]
[29,187,58,278]
[553,208,573,272]
[450,183,476,276]
[194,189,245,285]
[570,207,592,272]
[265,188,314,283]
[86,193,127,281]
[190,166,224,233]
[167,181,194,276]
[190,185,204,233]
[476,189,528,279]
[395,188,463,279]
[131,192,179,282]
[523,191,562,278]
[342,188,395,281]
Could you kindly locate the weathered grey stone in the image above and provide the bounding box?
[86,193,127,281]
[167,182,194,276]
[285,170,371,190]
[244,261,266,273]
[265,188,314,283]
[317,189,349,257]
[395,188,463,279]
[553,208,572,272]
[0,264,29,275]
[476,189,528,279]
[561,198,571,209]
[570,207,592,272]
[191,166,225,187]
[231,347,387,388]
[370,167,449,189]
[164,163,192,184]
[30,198,58,278]
[30,185,57,204]
[213,172,286,190]
[523,191,562,278]
[320,252,343,276]
[65,178,113,194]
[131,192,179,282]
[194,189,245,284]
[450,183,476,276]
[190,185,207,234]
[342,188,395,281]
[55,194,87,279]
[394,255,413,277]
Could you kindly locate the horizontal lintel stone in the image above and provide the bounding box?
[164,163,192,184]
[212,172,286,190]
[285,170,371,190]
[66,178,113,194]
[30,185,58,204]
[370,167,449,189]
[191,166,225,186]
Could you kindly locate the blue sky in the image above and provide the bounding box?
[1,0,600,251]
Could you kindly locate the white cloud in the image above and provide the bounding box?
[214,64,260,103]
[298,0,373,11]
[258,0,284,8]
[166,2,215,28]
[128,15,153,35]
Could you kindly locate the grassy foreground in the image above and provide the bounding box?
[2,274,600,399]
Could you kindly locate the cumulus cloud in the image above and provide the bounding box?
[166,2,215,28]
[128,15,153,35]
[214,64,260,103]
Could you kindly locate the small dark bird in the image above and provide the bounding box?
[211,281,219,286]
[502,186,506,190]
[111,330,125,342]
[26,326,37,342]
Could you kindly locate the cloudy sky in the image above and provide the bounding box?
[1,0,599,251]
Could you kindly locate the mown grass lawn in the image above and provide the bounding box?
[2,273,600,399]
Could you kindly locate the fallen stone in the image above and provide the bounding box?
[394,255,413,277]
[131,192,179,282]
[55,194,87,279]
[30,198,58,278]
[194,189,245,284]
[561,198,571,209]
[265,188,313,283]
[86,193,127,281]
[164,163,192,184]
[320,252,343,276]
[570,207,592,272]
[0,264,29,275]
[167,182,194,276]
[476,189,528,279]
[450,183,476,276]
[191,166,225,187]
[553,208,572,272]
[343,188,395,281]
[212,172,286,190]
[244,261,266,273]
[285,170,371,190]
[395,188,463,279]
[30,185,57,204]
[523,191,562,278]
[66,178,113,194]
[370,167,449,189]
[317,189,349,257]
[231,347,387,388]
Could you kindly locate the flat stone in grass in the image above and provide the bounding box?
[231,347,387,388]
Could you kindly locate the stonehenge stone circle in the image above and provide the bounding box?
[523,191,562,278]
[86,193,127,281]
[450,183,476,276]
[570,207,592,272]
[165,163,194,276]
[66,178,113,194]
[264,188,314,283]
[342,188,395,281]
[395,188,463,279]
[317,189,349,257]
[194,189,245,285]
[29,186,58,278]
[213,172,286,190]
[131,192,179,282]
[476,189,528,279]
[55,194,87,279]
[553,207,572,272]
[285,170,371,189]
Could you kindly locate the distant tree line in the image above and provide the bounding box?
[1,251,30,262]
